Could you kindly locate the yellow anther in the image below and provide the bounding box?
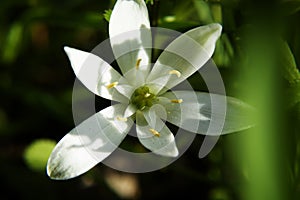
[168,70,181,78]
[135,58,142,69]
[106,82,118,89]
[144,93,151,98]
[170,99,183,104]
[116,116,127,122]
[149,129,160,137]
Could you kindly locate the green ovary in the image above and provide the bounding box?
[130,86,157,110]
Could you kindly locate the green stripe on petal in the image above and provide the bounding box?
[47,104,133,180]
[109,0,152,77]
[147,24,222,94]
[160,91,255,136]
[136,111,179,157]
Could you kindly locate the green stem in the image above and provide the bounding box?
[149,0,160,63]
[150,0,160,27]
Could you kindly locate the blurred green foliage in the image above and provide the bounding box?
[1,0,300,199]
[23,139,56,172]
[103,9,112,22]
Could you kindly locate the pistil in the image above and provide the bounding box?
[130,86,157,110]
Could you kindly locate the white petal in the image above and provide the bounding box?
[187,23,222,56]
[147,24,222,94]
[109,0,152,77]
[143,104,167,130]
[160,91,255,135]
[114,80,135,99]
[64,46,132,102]
[122,67,147,87]
[47,104,133,180]
[145,64,176,95]
[136,111,179,157]
[124,104,137,118]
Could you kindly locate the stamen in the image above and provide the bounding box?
[135,58,142,69]
[170,99,183,104]
[106,82,118,89]
[168,70,181,78]
[144,93,151,98]
[149,128,160,137]
[116,116,127,122]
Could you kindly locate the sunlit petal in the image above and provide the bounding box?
[64,46,132,102]
[109,0,152,77]
[147,24,222,94]
[47,104,133,180]
[136,111,179,157]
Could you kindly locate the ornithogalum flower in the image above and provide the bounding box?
[47,0,254,180]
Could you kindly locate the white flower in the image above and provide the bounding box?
[47,0,254,180]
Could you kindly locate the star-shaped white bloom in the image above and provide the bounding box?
[47,0,254,180]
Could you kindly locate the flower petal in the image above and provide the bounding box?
[124,104,137,118]
[109,0,152,77]
[135,110,179,157]
[147,24,222,94]
[160,91,255,135]
[47,104,133,180]
[143,104,167,131]
[64,46,132,102]
[122,67,147,87]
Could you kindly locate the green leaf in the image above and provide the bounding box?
[193,0,213,23]
[158,20,199,31]
[286,84,300,108]
[173,1,198,21]
[211,3,223,24]
[2,23,23,63]
[280,41,300,85]
[23,139,56,173]
[281,0,300,15]
[145,0,154,5]
[103,9,112,22]
[213,33,234,67]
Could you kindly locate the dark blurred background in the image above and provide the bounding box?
[1,0,300,199]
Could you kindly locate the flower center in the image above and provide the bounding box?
[130,86,157,110]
